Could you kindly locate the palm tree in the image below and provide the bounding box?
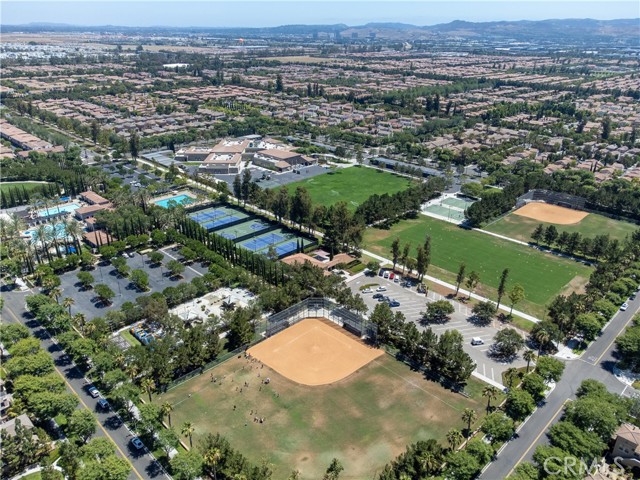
[140,377,155,403]
[126,363,140,381]
[420,451,439,474]
[461,408,477,438]
[48,287,62,304]
[482,385,499,413]
[46,220,63,258]
[63,219,83,254]
[203,447,222,480]
[523,349,537,373]
[181,421,195,449]
[72,313,86,334]
[161,401,174,427]
[62,297,75,316]
[34,224,51,263]
[533,328,552,355]
[446,428,463,451]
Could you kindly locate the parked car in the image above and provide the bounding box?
[87,386,100,398]
[362,288,372,294]
[376,286,387,292]
[389,273,395,280]
[97,399,110,411]
[389,300,400,307]
[620,303,629,311]
[394,276,401,283]
[130,437,145,450]
[378,269,384,277]
[373,293,383,299]
[383,272,390,279]
[471,338,485,346]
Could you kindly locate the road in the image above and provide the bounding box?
[480,293,640,479]
[2,287,169,480]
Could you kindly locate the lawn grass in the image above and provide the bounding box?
[363,216,592,318]
[120,329,139,347]
[485,210,639,243]
[160,352,487,479]
[0,181,53,194]
[283,166,413,210]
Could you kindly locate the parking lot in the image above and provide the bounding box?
[57,248,206,322]
[100,162,166,193]
[214,163,328,190]
[348,271,526,387]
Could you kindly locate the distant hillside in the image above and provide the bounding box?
[2,18,638,43]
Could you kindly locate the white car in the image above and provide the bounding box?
[362,288,372,294]
[471,338,485,346]
[383,272,390,279]
[620,303,629,311]
[376,286,387,292]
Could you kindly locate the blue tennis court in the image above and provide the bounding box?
[202,215,241,230]
[272,241,298,256]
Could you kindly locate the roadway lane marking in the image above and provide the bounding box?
[506,399,569,477]
[591,311,637,365]
[5,305,145,480]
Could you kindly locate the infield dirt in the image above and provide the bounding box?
[514,202,589,224]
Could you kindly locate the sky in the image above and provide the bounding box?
[1,1,638,27]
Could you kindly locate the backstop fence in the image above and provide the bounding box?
[516,189,587,210]
[265,297,377,342]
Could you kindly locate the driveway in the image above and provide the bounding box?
[348,272,526,386]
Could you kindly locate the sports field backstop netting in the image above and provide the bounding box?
[516,189,587,210]
[265,297,377,342]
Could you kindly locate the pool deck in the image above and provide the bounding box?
[151,190,198,206]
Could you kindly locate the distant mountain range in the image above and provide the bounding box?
[2,18,639,42]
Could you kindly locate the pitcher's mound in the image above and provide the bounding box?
[248,318,383,386]
[514,202,588,225]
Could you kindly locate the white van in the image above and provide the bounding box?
[471,337,484,346]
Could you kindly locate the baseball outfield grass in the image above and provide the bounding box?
[159,352,489,479]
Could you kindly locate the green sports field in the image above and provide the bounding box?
[364,216,592,317]
[284,166,413,210]
[159,351,488,479]
[485,210,639,243]
[0,181,53,194]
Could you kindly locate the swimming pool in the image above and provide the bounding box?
[23,223,68,242]
[154,194,195,209]
[36,203,81,218]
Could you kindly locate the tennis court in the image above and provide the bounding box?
[189,206,250,231]
[423,204,466,222]
[442,197,475,210]
[239,231,286,252]
[216,218,272,240]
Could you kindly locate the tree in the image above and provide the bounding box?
[130,269,149,291]
[157,428,180,457]
[481,412,515,444]
[322,458,343,480]
[129,130,140,159]
[461,408,477,438]
[492,328,524,358]
[423,300,455,324]
[232,174,242,202]
[548,421,606,462]
[508,284,525,315]
[504,367,519,389]
[531,224,544,245]
[391,237,401,271]
[181,421,195,449]
[466,438,494,466]
[447,428,464,451]
[141,377,155,403]
[5,350,55,378]
[496,268,509,310]
[365,261,380,275]
[275,74,284,92]
[521,372,546,403]
[523,349,536,373]
[575,313,601,342]
[465,271,480,299]
[161,401,174,427]
[415,245,427,281]
[531,320,561,354]
[94,284,115,305]
[444,451,480,480]
[472,301,495,325]
[77,271,94,290]
[170,450,203,480]
[203,447,222,480]
[535,356,565,383]
[63,297,75,316]
[167,260,185,278]
[68,409,97,443]
[291,186,312,230]
[505,389,536,421]
[455,263,466,295]
[533,445,581,480]
[482,385,499,413]
[400,243,410,274]
[149,251,164,265]
[423,235,431,274]
[544,225,558,247]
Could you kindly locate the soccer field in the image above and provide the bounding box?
[485,209,639,243]
[160,347,487,479]
[363,216,592,316]
[0,181,54,194]
[284,166,413,210]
